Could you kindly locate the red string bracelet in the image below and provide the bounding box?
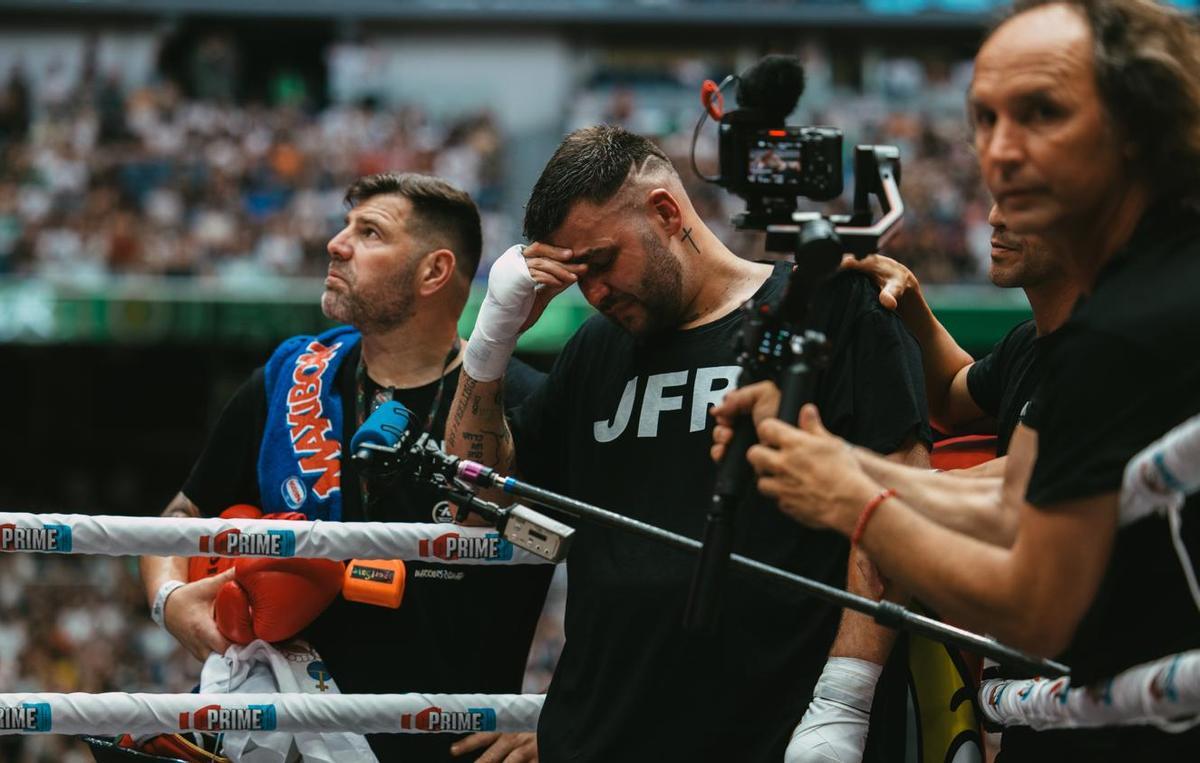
[851,488,897,546]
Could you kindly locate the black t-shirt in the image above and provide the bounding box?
[966,319,1043,456]
[183,342,553,763]
[1006,206,1200,759]
[511,263,930,762]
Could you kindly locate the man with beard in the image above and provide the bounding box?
[140,173,550,763]
[445,125,931,761]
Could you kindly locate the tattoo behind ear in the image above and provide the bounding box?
[682,227,701,255]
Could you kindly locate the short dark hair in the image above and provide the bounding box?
[1000,0,1200,203]
[344,172,483,279]
[524,125,674,242]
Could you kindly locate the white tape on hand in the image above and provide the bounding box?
[785,657,882,763]
[464,244,538,382]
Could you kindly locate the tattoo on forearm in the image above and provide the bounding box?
[682,227,701,255]
[461,427,510,464]
[448,377,479,450]
[463,431,486,461]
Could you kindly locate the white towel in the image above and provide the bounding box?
[199,639,378,763]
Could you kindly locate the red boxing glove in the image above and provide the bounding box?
[261,511,307,521]
[214,557,345,644]
[187,504,263,583]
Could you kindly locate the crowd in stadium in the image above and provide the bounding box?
[0,70,507,282]
[0,61,990,284]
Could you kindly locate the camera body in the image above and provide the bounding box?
[718,112,843,204]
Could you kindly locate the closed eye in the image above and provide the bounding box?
[574,246,617,272]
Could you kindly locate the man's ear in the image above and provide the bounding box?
[647,188,683,237]
[415,249,458,296]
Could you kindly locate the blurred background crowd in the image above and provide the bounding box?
[0,27,990,288]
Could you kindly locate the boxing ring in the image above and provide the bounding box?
[0,509,1198,745]
[0,692,543,736]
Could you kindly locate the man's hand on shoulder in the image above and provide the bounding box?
[839,253,919,312]
[451,731,538,763]
[163,569,235,661]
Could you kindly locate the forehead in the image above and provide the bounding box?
[348,193,412,229]
[972,5,1094,101]
[547,196,633,254]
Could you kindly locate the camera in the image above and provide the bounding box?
[693,54,903,257]
[722,123,842,203]
[698,55,843,218]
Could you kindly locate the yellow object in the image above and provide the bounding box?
[908,625,985,762]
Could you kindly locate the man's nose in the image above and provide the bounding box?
[984,117,1026,170]
[577,273,610,307]
[327,229,352,260]
[987,202,1004,229]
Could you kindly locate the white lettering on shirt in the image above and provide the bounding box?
[638,371,688,438]
[592,367,740,442]
[594,377,638,443]
[690,366,740,433]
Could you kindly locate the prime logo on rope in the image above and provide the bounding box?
[399,706,497,732]
[0,703,51,732]
[180,704,278,732]
[0,523,71,552]
[419,531,513,561]
[197,528,296,557]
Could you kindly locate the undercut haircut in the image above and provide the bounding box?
[1002,0,1200,204]
[344,172,483,279]
[524,125,675,242]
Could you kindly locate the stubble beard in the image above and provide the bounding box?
[615,230,686,338]
[321,262,418,333]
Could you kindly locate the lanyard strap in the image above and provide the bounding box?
[355,337,461,516]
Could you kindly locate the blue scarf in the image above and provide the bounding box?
[258,326,361,520]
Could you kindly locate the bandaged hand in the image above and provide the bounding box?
[464,243,584,382]
[785,657,882,763]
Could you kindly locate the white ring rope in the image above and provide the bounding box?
[979,650,1200,733]
[0,512,552,565]
[0,692,543,736]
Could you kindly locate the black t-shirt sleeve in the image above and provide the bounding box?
[966,348,1003,418]
[816,274,932,454]
[847,307,932,453]
[509,336,579,488]
[502,355,547,412]
[1026,328,1160,506]
[182,368,267,516]
[966,319,1036,419]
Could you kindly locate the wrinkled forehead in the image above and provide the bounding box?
[546,195,636,257]
[347,193,412,230]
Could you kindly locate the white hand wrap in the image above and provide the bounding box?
[784,657,882,763]
[151,579,185,630]
[464,244,538,382]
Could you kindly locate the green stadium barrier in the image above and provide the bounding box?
[0,279,1031,355]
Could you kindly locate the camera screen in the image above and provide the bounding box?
[747,135,804,187]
